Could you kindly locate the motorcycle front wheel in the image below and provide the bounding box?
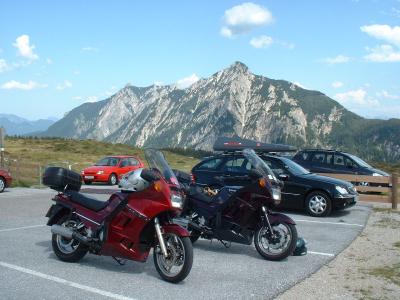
[153,233,193,283]
[254,222,297,261]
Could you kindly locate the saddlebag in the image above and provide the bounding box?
[42,167,82,192]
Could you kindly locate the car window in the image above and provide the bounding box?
[95,157,119,166]
[311,153,326,164]
[263,158,285,176]
[196,158,222,170]
[295,151,309,161]
[222,158,248,173]
[128,158,139,166]
[120,159,130,167]
[333,154,345,166]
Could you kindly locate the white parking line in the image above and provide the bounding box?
[294,219,364,227]
[0,261,136,300]
[308,251,335,257]
[0,225,46,233]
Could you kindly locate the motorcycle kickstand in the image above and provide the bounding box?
[219,240,231,248]
[112,257,126,266]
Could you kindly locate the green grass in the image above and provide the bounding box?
[368,263,400,286]
[3,137,199,187]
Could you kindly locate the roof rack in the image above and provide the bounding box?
[213,137,297,153]
[301,148,337,152]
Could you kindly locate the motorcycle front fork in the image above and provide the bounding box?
[154,217,168,257]
[261,206,275,238]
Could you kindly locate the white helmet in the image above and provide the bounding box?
[119,168,150,192]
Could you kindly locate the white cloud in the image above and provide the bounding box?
[13,35,39,60]
[73,96,82,101]
[293,82,308,89]
[86,96,98,102]
[176,73,199,89]
[377,90,400,100]
[81,46,99,52]
[334,88,378,106]
[250,35,273,48]
[56,80,72,90]
[0,59,10,72]
[321,55,351,64]
[361,24,400,47]
[364,44,400,62]
[46,58,53,64]
[221,2,273,38]
[332,81,344,88]
[0,80,47,90]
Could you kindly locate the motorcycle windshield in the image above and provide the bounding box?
[243,148,278,182]
[144,149,179,186]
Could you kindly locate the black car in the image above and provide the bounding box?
[191,153,358,217]
[292,149,389,176]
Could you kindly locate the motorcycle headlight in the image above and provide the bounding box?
[372,172,382,177]
[272,187,281,205]
[171,194,183,209]
[97,170,104,175]
[335,185,348,195]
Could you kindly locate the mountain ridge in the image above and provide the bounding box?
[41,62,400,162]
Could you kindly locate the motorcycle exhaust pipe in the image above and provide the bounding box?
[51,225,91,245]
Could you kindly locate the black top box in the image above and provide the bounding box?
[42,167,82,192]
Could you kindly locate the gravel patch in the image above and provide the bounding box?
[278,205,400,300]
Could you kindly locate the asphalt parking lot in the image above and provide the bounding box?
[0,187,371,300]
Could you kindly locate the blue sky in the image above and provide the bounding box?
[0,0,399,120]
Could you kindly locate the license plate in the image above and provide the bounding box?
[85,176,94,179]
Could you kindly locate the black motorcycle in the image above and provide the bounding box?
[177,149,298,261]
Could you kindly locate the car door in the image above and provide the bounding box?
[333,153,357,174]
[309,152,334,173]
[118,158,132,177]
[127,157,141,172]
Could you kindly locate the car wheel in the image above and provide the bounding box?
[305,191,332,217]
[108,173,118,185]
[0,177,5,193]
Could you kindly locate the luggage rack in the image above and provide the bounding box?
[213,137,297,154]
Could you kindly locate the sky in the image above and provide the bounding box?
[0,0,399,120]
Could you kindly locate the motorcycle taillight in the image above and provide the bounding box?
[190,173,196,183]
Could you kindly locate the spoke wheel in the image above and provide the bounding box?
[306,191,332,217]
[154,233,193,283]
[52,216,88,262]
[254,222,297,261]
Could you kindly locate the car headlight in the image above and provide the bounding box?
[372,172,382,176]
[81,170,84,175]
[271,187,281,205]
[171,194,183,209]
[97,170,104,175]
[335,186,348,195]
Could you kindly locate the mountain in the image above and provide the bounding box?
[41,62,400,162]
[0,114,56,136]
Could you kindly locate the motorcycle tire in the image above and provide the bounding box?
[153,234,193,283]
[254,222,297,261]
[51,215,88,263]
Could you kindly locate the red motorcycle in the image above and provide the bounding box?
[43,149,193,283]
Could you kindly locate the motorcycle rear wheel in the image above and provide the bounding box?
[153,233,193,283]
[51,215,88,263]
[254,222,297,261]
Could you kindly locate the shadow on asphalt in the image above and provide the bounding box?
[35,239,163,280]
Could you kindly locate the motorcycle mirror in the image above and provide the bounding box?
[279,174,289,181]
[141,169,161,182]
[249,169,263,180]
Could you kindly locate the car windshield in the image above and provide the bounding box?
[95,157,119,166]
[281,157,310,175]
[242,149,278,182]
[144,149,179,186]
[347,154,372,168]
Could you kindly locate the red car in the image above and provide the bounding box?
[0,169,12,192]
[81,156,144,185]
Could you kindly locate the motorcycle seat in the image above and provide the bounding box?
[66,190,109,212]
